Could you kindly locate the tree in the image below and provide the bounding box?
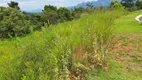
[110,1,117,7]
[8,1,20,10]
[41,5,59,26]
[110,1,125,11]
[73,7,86,19]
[136,0,142,9]
[44,5,57,11]
[74,7,85,13]
[57,7,73,21]
[0,7,30,38]
[121,0,136,9]
[29,13,42,30]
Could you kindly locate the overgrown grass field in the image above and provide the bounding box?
[0,9,142,80]
[87,10,142,80]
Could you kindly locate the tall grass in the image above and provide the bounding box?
[0,9,124,80]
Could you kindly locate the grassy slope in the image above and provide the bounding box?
[86,11,142,80]
[0,10,142,80]
[115,10,142,33]
[0,10,120,79]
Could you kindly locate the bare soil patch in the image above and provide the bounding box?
[110,33,142,75]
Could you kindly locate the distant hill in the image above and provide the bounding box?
[25,9,43,13]
[24,0,121,13]
[68,0,121,9]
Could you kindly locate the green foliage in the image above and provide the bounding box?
[29,14,43,30]
[42,5,58,25]
[119,0,142,11]
[0,1,134,80]
[44,5,57,11]
[57,7,73,21]
[84,10,118,70]
[121,0,135,8]
[0,2,90,39]
[8,1,20,10]
[42,9,58,25]
[111,1,125,11]
[0,9,124,80]
[136,0,142,10]
[41,5,78,26]
[19,42,59,80]
[121,0,137,11]
[0,7,30,38]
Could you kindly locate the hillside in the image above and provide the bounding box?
[0,4,142,80]
[1,0,142,79]
[86,10,142,80]
[0,9,124,79]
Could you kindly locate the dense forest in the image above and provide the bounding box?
[0,0,142,80]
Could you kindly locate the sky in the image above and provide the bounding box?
[0,0,97,11]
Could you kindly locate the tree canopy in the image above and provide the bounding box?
[0,7,30,38]
[8,1,20,10]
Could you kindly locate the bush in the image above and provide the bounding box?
[0,7,30,39]
[111,1,125,11]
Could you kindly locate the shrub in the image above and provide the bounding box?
[111,1,125,11]
[0,7,30,39]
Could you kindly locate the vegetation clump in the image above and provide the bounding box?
[0,7,30,38]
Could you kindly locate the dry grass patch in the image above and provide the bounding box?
[110,33,142,77]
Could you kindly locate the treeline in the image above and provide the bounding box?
[0,1,118,39]
[111,0,142,11]
[0,1,89,39]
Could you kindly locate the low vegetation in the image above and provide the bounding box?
[86,10,142,80]
[0,0,142,80]
[0,8,125,80]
